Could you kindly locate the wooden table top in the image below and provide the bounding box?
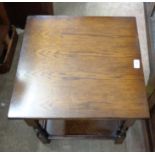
[8,16,149,119]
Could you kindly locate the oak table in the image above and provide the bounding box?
[8,16,149,143]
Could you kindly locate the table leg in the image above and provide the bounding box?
[25,119,50,144]
[114,119,135,144]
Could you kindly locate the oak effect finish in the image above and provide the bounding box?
[8,16,149,119]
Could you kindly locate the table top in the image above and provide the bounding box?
[8,16,149,119]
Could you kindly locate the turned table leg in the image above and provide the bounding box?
[25,119,50,144]
[114,119,135,144]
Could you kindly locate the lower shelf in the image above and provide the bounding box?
[45,120,120,139]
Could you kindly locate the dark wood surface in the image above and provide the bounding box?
[0,3,9,25]
[3,2,53,28]
[0,25,8,43]
[8,16,149,119]
[0,2,18,73]
[0,26,18,73]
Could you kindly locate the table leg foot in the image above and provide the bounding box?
[113,120,135,144]
[36,130,51,144]
[25,119,51,144]
[114,127,126,144]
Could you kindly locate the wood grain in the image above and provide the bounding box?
[8,16,149,119]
